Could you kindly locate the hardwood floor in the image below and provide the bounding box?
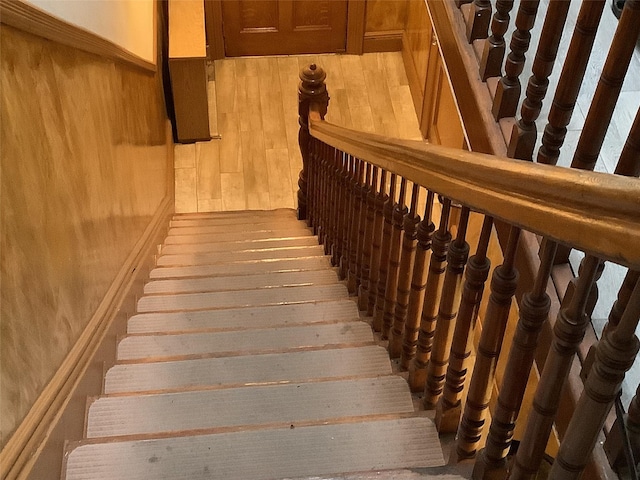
[174,52,422,214]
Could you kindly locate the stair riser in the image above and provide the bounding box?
[157,245,326,267]
[126,299,359,334]
[164,228,313,245]
[143,270,339,295]
[136,284,348,313]
[104,346,392,394]
[149,256,331,280]
[161,236,318,255]
[117,322,373,360]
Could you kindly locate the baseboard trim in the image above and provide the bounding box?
[0,0,155,73]
[0,196,174,480]
[363,30,404,53]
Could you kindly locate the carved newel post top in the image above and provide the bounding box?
[299,63,329,119]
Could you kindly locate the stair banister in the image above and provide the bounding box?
[307,108,640,269]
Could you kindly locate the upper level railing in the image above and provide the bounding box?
[296,61,640,480]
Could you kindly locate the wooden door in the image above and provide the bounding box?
[221,1,348,56]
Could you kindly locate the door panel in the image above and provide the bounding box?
[222,0,348,56]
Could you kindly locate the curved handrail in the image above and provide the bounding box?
[308,109,640,269]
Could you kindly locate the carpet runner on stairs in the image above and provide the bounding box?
[63,209,453,480]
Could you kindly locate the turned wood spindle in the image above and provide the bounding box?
[616,105,640,177]
[605,379,640,472]
[408,198,452,392]
[509,255,601,480]
[340,156,356,280]
[424,207,471,409]
[548,278,640,480]
[354,163,371,292]
[537,0,606,165]
[382,178,409,340]
[315,142,329,243]
[358,165,377,311]
[467,0,493,43]
[435,215,493,434]
[473,239,557,479]
[571,0,640,172]
[334,151,349,270]
[373,173,397,332]
[368,169,388,316]
[347,159,365,294]
[508,0,571,161]
[326,147,342,260]
[492,0,541,120]
[455,226,521,461]
[479,0,515,80]
[297,64,328,221]
[389,183,421,358]
[401,191,436,370]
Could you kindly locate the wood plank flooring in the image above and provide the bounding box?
[174,52,422,214]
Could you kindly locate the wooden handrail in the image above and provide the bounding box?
[308,109,640,270]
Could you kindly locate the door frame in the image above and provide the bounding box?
[204,0,366,59]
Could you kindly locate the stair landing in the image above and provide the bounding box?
[63,209,453,480]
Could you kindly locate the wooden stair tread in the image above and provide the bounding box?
[167,219,308,236]
[104,345,392,394]
[164,227,314,245]
[161,235,318,254]
[172,208,295,221]
[143,269,339,295]
[136,283,349,312]
[157,245,326,266]
[117,321,374,360]
[170,213,298,228]
[65,418,445,480]
[86,376,414,438]
[149,256,331,280]
[127,299,359,334]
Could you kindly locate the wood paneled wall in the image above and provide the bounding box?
[0,24,172,451]
[364,0,408,52]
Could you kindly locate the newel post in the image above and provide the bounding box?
[298,64,329,221]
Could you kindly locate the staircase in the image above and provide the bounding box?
[62,209,457,480]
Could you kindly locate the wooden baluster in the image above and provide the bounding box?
[436,216,493,433]
[616,106,640,177]
[537,0,606,165]
[297,64,328,221]
[492,0,541,120]
[548,278,640,480]
[347,159,364,294]
[424,207,471,408]
[373,173,397,332]
[382,178,409,340]
[358,166,377,311]
[401,191,436,370]
[455,226,521,460]
[316,142,329,243]
[571,0,640,171]
[334,151,349,271]
[479,0,515,80]
[355,163,371,294]
[326,147,341,258]
[508,0,572,161]
[368,170,388,316]
[605,381,640,472]
[602,270,640,471]
[509,255,601,480]
[389,184,421,358]
[408,199,452,392]
[467,0,493,43]
[472,238,557,479]
[340,156,356,280]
